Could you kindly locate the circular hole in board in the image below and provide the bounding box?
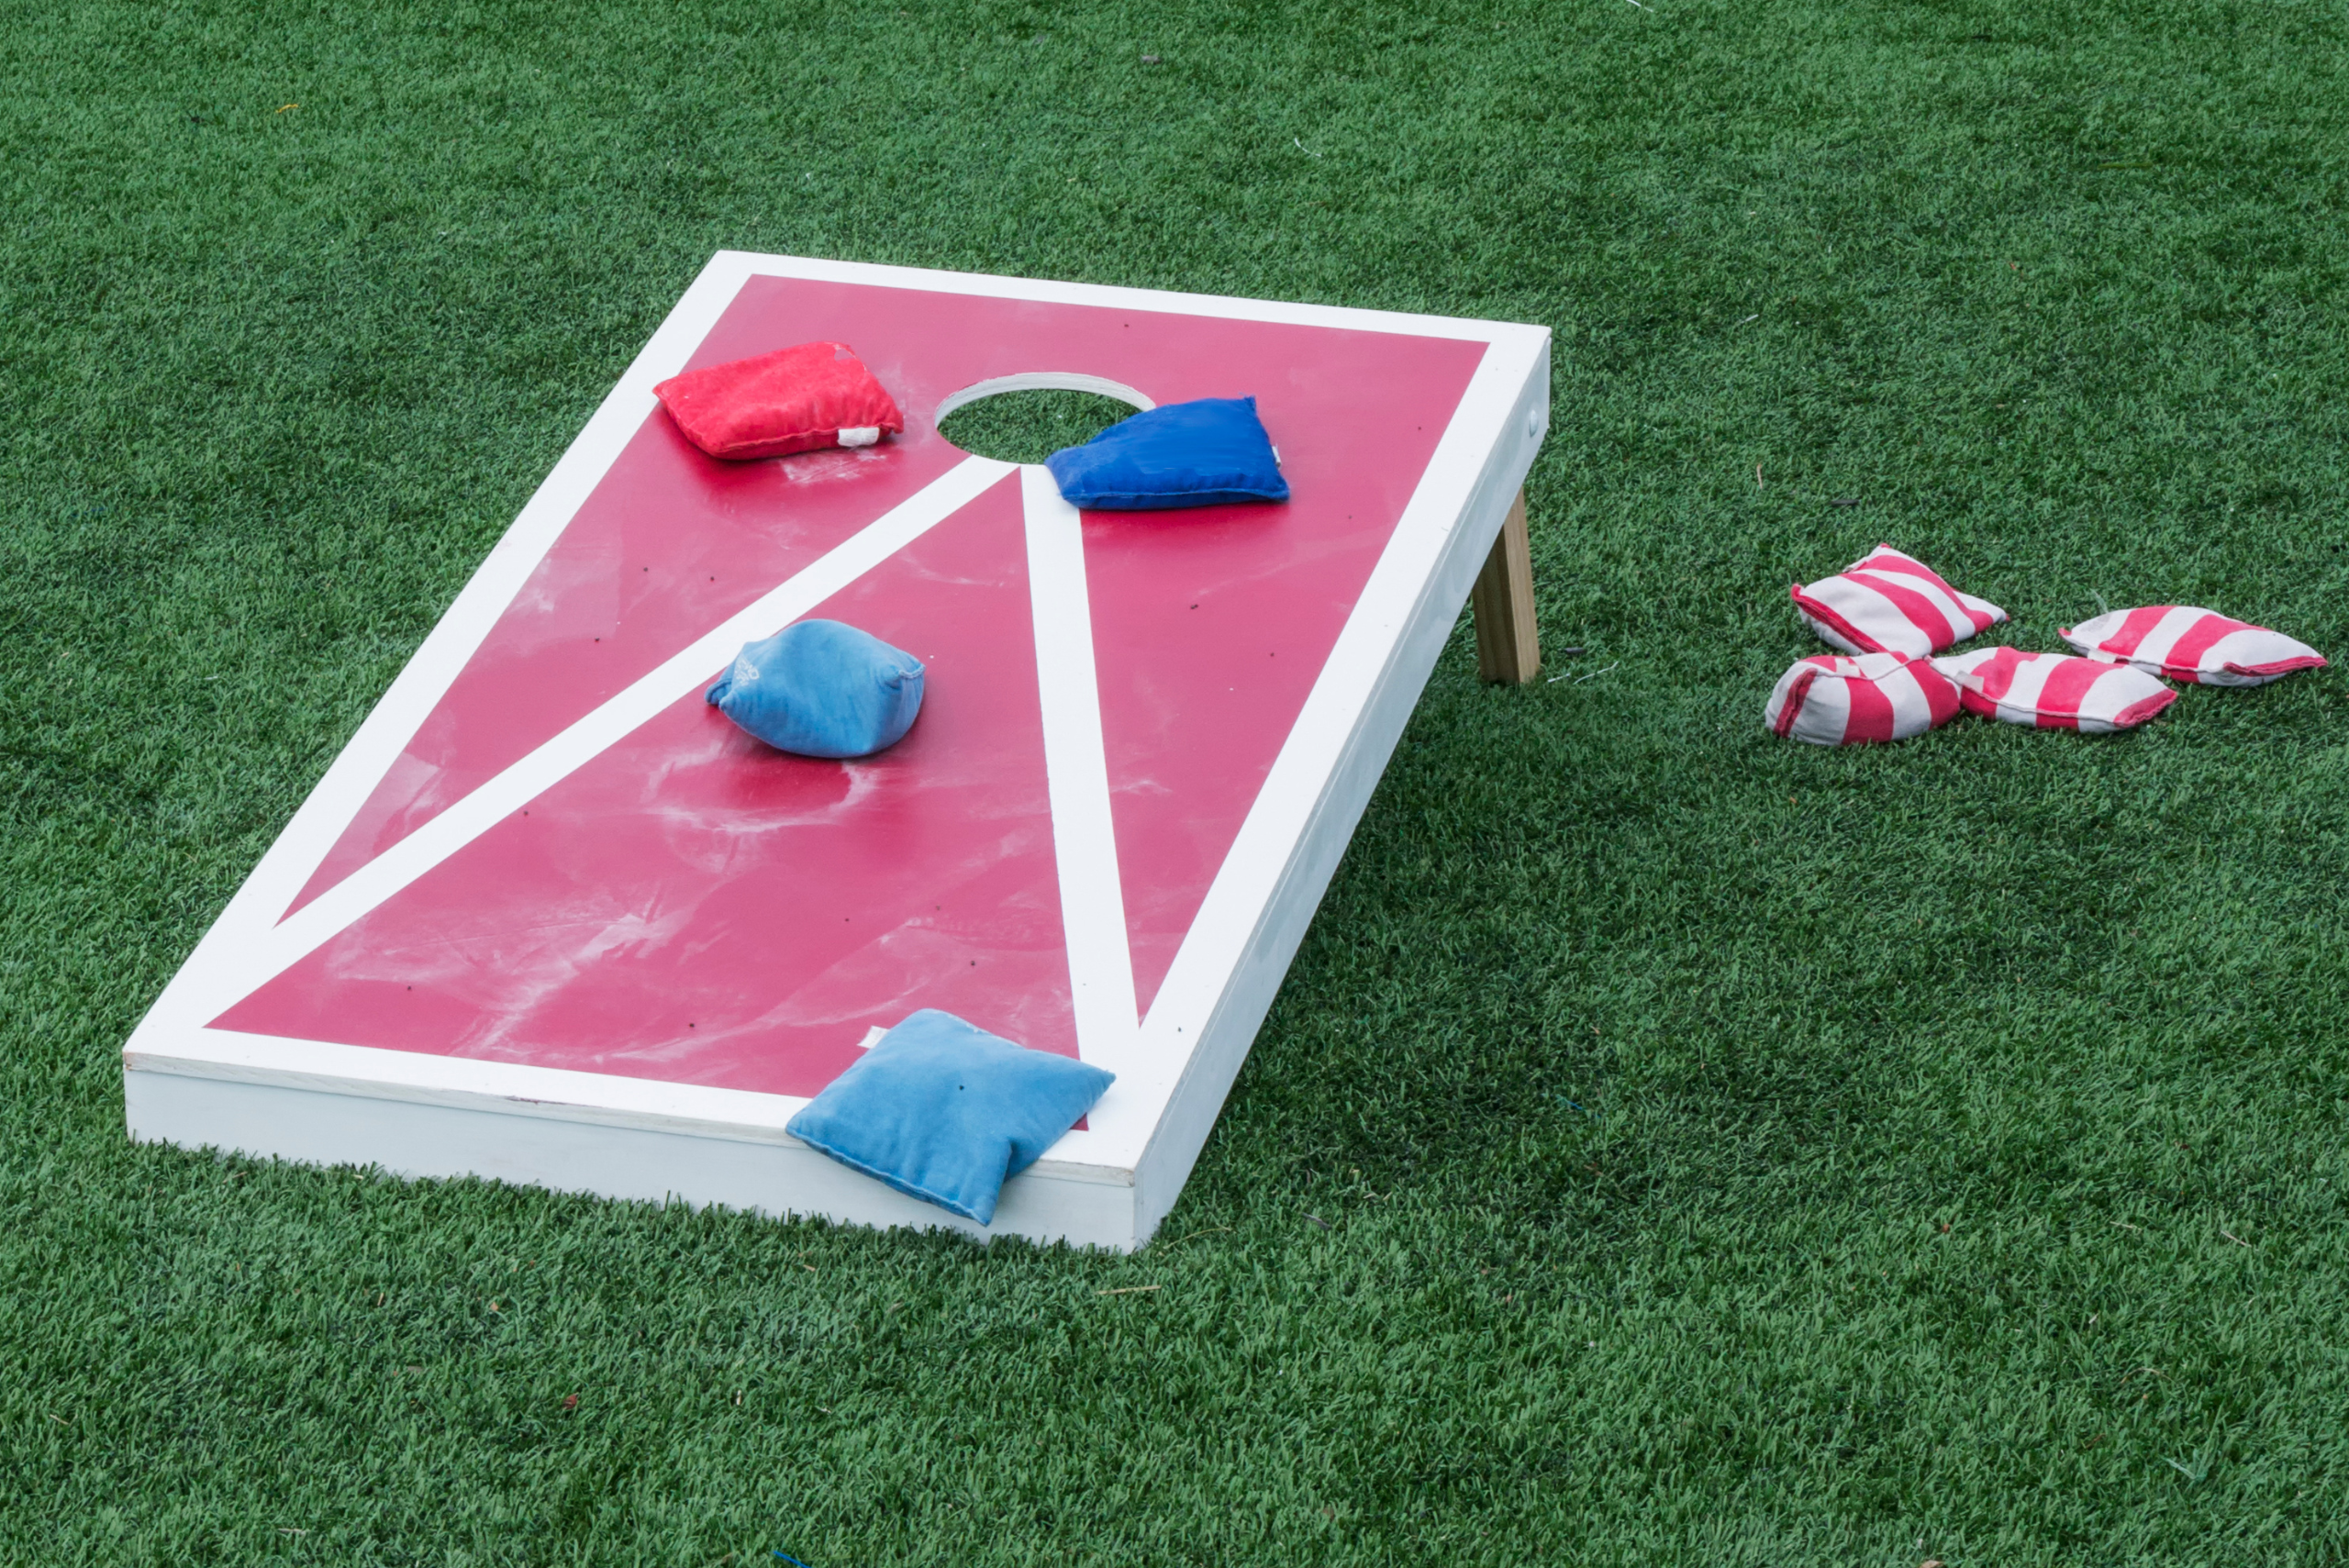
[933,373,1152,465]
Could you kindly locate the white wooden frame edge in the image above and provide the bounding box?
[122,250,1552,1250]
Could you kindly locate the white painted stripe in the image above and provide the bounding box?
[179,454,1017,1026]
[128,252,768,1044]
[1020,466,1141,1071]
[240,258,758,928]
[721,250,1542,345]
[135,1026,816,1138]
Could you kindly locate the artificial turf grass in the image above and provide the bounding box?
[935,389,1139,466]
[5,0,2349,1562]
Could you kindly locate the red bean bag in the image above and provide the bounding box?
[654,341,905,461]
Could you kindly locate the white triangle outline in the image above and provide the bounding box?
[1019,464,1141,1071]
[172,454,1148,1070]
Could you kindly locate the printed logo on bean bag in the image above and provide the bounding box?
[2058,606,2327,688]
[1791,545,2008,658]
[655,341,906,461]
[1765,652,1960,746]
[1932,647,2176,733]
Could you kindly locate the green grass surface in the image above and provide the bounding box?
[6,0,2349,1562]
[938,390,1135,464]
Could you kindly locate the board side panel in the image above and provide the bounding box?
[126,1069,1141,1250]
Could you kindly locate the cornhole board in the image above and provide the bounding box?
[123,251,1551,1251]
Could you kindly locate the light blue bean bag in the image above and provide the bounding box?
[785,1010,1115,1226]
[706,619,923,759]
[1044,395,1289,510]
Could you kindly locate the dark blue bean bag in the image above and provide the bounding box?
[785,1010,1115,1226]
[1044,395,1289,510]
[706,619,923,760]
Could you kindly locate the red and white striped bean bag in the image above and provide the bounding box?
[1791,545,2008,658]
[1765,652,1961,746]
[2059,606,2327,688]
[1932,647,2176,733]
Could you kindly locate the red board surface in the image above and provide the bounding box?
[218,276,1487,1097]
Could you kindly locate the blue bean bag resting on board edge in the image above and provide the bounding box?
[1043,395,1290,510]
[707,618,923,759]
[785,1010,1116,1226]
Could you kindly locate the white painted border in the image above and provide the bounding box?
[722,251,1524,342]
[128,251,767,1051]
[1100,325,1550,1164]
[125,251,1550,1249]
[1127,346,1551,1235]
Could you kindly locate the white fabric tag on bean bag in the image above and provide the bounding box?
[1791,544,2008,658]
[1932,647,2177,733]
[2058,606,2326,688]
[1765,652,1961,746]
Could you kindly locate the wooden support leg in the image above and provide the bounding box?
[1470,488,1540,684]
